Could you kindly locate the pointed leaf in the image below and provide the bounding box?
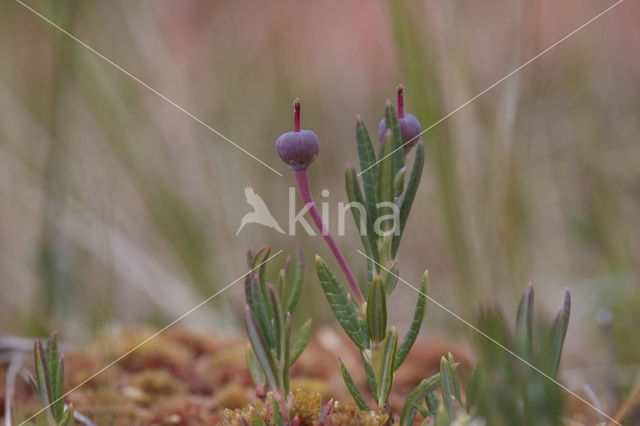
[399,373,441,426]
[367,276,387,342]
[395,271,428,370]
[360,352,378,402]
[425,391,441,416]
[383,262,399,295]
[248,277,276,350]
[383,101,406,194]
[391,140,424,258]
[377,328,398,406]
[356,119,380,258]
[244,306,278,390]
[516,284,534,359]
[34,339,51,405]
[282,312,292,394]
[60,404,74,426]
[246,345,266,389]
[268,284,283,360]
[345,164,379,265]
[339,359,370,411]
[290,319,312,365]
[315,256,368,350]
[440,356,459,418]
[285,242,305,314]
[550,290,571,376]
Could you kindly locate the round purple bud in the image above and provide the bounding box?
[276,129,319,170]
[378,85,422,152]
[276,100,319,170]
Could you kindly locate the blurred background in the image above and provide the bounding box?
[1,0,639,413]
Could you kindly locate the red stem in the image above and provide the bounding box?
[293,169,365,304]
[294,99,300,132]
[397,85,404,118]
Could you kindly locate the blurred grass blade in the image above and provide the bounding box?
[290,318,312,365]
[515,284,534,359]
[550,289,571,376]
[395,271,428,370]
[366,276,387,342]
[339,359,370,411]
[315,256,369,350]
[391,140,424,258]
[285,242,305,314]
[360,351,379,402]
[466,363,481,413]
[400,373,441,426]
[377,328,397,406]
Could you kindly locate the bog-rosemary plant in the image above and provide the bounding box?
[276,88,427,417]
[26,332,75,426]
[242,245,311,424]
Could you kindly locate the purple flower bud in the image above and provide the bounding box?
[276,100,319,170]
[378,85,422,152]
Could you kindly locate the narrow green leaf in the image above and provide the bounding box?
[282,312,292,394]
[550,289,571,376]
[395,271,428,370]
[378,130,395,208]
[339,360,370,411]
[278,268,286,301]
[272,395,282,426]
[248,277,276,350]
[383,101,406,194]
[246,346,266,389]
[367,277,387,342]
[355,119,380,259]
[382,262,398,295]
[425,391,441,416]
[440,357,459,418]
[376,328,398,407]
[345,165,379,265]
[447,353,462,402]
[399,373,441,426]
[285,242,305,314]
[360,352,378,402]
[34,339,50,405]
[244,306,278,390]
[27,372,39,393]
[391,140,424,258]
[515,284,534,359]
[315,256,368,350]
[268,284,283,360]
[45,332,64,421]
[290,319,312,365]
[394,167,407,201]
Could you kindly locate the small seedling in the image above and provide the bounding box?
[243,244,312,423]
[26,332,75,426]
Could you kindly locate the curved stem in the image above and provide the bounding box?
[293,169,365,304]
